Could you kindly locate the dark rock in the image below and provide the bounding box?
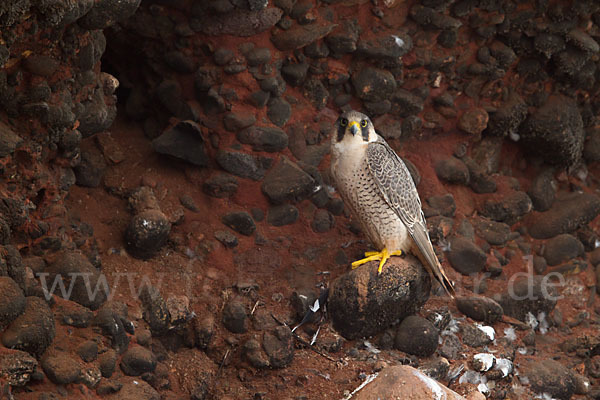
[57,301,93,328]
[267,204,299,226]
[196,8,282,37]
[44,251,107,310]
[410,5,462,30]
[139,286,170,337]
[23,54,59,77]
[96,380,123,395]
[535,33,566,58]
[543,234,584,266]
[214,230,238,248]
[303,78,329,109]
[194,66,220,92]
[267,97,292,127]
[357,32,412,64]
[125,210,171,259]
[79,0,141,29]
[193,316,215,350]
[281,63,309,86]
[437,29,458,48]
[473,217,511,246]
[526,192,600,239]
[237,125,288,152]
[222,211,255,236]
[248,90,271,108]
[519,95,584,166]
[74,147,106,188]
[427,194,456,217]
[116,380,160,400]
[77,88,117,137]
[326,22,359,54]
[120,346,157,376]
[155,80,195,120]
[203,173,238,198]
[213,48,235,66]
[244,338,270,368]
[152,120,209,167]
[98,349,117,378]
[528,169,557,212]
[447,237,487,275]
[496,275,558,322]
[77,340,98,363]
[394,316,438,357]
[352,67,396,103]
[0,348,37,387]
[164,50,196,73]
[329,256,431,339]
[0,121,23,157]
[263,326,294,368]
[246,47,271,66]
[456,295,503,324]
[259,75,286,96]
[222,299,248,333]
[435,157,470,185]
[271,22,336,50]
[262,157,317,204]
[0,277,25,331]
[42,353,81,385]
[567,28,600,53]
[460,323,493,347]
[216,149,270,181]
[482,191,532,224]
[392,89,424,117]
[458,108,489,135]
[311,209,334,233]
[94,305,130,353]
[489,40,517,69]
[522,360,575,400]
[223,111,256,132]
[485,92,527,137]
[179,194,199,212]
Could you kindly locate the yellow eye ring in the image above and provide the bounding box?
[340,118,348,127]
[361,119,368,127]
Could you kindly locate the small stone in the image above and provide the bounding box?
[237,125,288,152]
[567,28,600,53]
[244,338,270,368]
[42,352,81,385]
[94,304,130,353]
[427,194,456,217]
[164,50,196,73]
[96,380,123,395]
[352,67,397,103]
[216,149,270,181]
[473,217,511,246]
[214,230,238,248]
[522,360,575,400]
[246,47,271,66]
[98,349,117,378]
[222,211,255,236]
[155,80,195,120]
[74,147,107,188]
[0,277,25,331]
[496,275,558,322]
[460,323,493,347]
[125,210,171,259]
[120,346,157,376]
[23,54,60,77]
[0,121,23,157]
[222,299,248,333]
[195,8,282,37]
[458,108,489,135]
[263,326,294,368]
[259,75,286,97]
[139,286,170,336]
[261,157,317,204]
[481,191,532,224]
[203,173,238,198]
[248,90,271,108]
[526,192,600,239]
[267,97,292,127]
[223,111,256,132]
[447,237,487,275]
[456,296,503,324]
[281,63,309,86]
[485,93,527,137]
[0,348,37,387]
[543,234,584,266]
[213,48,235,66]
[267,204,299,226]
[394,316,438,357]
[435,157,469,185]
[528,169,557,212]
[271,22,336,51]
[311,209,334,233]
[77,340,98,362]
[194,316,215,350]
[116,380,160,400]
[329,256,430,339]
[392,89,424,117]
[152,120,209,167]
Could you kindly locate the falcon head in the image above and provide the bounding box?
[333,110,377,145]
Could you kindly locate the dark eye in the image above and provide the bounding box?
[340,118,348,127]
[361,119,368,127]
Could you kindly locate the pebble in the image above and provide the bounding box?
[139,286,170,336]
[458,108,489,135]
[356,32,412,63]
[193,316,215,350]
[281,62,309,86]
[96,380,123,395]
[214,230,239,248]
[155,80,195,120]
[77,340,98,362]
[98,349,118,378]
[392,89,424,117]
[522,360,575,400]
[496,275,558,322]
[246,47,271,66]
[195,7,282,37]
[543,234,584,266]
[74,146,107,188]
[460,323,493,347]
[261,157,317,204]
[394,316,438,357]
[526,192,600,239]
[329,256,430,339]
[456,295,503,324]
[262,326,294,368]
[266,204,299,226]
[528,169,557,212]
[152,120,209,167]
[223,111,256,132]
[120,346,157,376]
[23,54,60,77]
[216,149,270,181]
[567,28,600,53]
[248,90,271,108]
[351,67,396,103]
[271,22,336,51]
[93,304,130,353]
[311,209,334,233]
[485,93,528,137]
[0,276,25,331]
[125,210,171,259]
[41,352,81,385]
[427,194,456,217]
[0,121,23,157]
[447,236,487,275]
[519,95,584,166]
[114,379,160,400]
[221,211,256,236]
[203,173,239,198]
[213,48,235,66]
[473,217,511,246]
[267,97,292,127]
[0,348,37,387]
[481,191,532,224]
[222,298,249,333]
[164,50,196,73]
[435,157,470,185]
[57,301,94,328]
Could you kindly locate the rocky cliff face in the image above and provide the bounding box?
[2,0,600,399]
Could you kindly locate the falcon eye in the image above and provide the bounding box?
[340,118,348,127]
[361,119,368,127]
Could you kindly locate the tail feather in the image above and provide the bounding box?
[411,224,455,298]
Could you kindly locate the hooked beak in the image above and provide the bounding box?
[349,121,359,136]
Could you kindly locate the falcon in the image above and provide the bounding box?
[330,110,455,297]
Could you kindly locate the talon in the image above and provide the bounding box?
[351,248,402,274]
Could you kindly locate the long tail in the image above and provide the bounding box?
[411,226,455,298]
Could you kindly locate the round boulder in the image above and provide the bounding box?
[125,210,171,259]
[394,315,439,357]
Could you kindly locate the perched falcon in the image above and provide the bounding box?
[330,110,455,297]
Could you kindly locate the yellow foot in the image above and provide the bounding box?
[351,248,403,274]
